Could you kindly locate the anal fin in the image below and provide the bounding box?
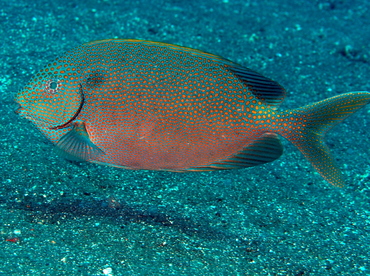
[185,132,283,171]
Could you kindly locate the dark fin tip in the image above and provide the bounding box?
[184,133,283,171]
[228,66,286,109]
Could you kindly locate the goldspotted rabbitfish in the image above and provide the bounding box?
[16,39,370,187]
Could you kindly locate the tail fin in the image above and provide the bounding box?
[282,92,370,187]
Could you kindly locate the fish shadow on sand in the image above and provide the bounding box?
[6,195,241,243]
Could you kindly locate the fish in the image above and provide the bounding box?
[16,39,370,187]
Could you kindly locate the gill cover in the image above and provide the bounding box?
[16,77,83,129]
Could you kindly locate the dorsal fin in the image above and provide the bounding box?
[183,133,283,171]
[83,39,286,109]
[83,38,235,65]
[228,66,286,109]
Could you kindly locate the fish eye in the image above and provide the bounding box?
[44,79,62,95]
[49,81,58,90]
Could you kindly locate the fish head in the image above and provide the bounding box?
[16,63,84,130]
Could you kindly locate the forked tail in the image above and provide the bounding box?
[280,92,370,187]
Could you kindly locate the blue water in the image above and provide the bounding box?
[1,0,370,275]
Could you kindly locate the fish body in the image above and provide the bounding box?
[16,39,370,187]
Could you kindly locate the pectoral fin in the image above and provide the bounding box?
[56,122,104,162]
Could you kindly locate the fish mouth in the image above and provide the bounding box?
[14,105,23,115]
[14,91,31,117]
[14,102,30,119]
